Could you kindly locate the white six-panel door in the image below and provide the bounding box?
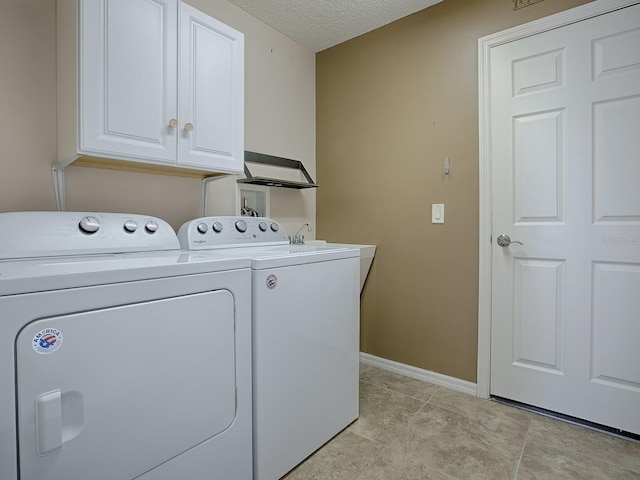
[489,3,640,434]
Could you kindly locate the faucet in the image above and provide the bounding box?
[289,223,311,244]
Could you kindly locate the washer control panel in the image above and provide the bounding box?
[0,212,179,259]
[178,216,288,250]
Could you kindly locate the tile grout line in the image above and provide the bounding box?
[405,392,463,480]
[409,395,433,422]
[513,420,532,480]
[359,377,441,404]
[357,376,436,451]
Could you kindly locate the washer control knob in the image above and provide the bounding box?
[212,222,223,233]
[259,221,268,232]
[123,220,138,233]
[235,219,248,233]
[145,221,158,234]
[79,216,100,234]
[270,223,279,232]
[197,222,208,234]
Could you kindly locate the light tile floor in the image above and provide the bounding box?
[284,364,640,480]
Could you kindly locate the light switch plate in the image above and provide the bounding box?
[432,204,444,224]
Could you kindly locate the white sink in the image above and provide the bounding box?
[306,241,375,293]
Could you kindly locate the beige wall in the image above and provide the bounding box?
[316,0,592,382]
[0,0,57,212]
[0,0,315,233]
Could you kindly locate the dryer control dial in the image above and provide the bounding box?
[79,216,100,234]
[197,223,208,234]
[145,221,158,234]
[270,223,279,232]
[259,221,268,232]
[212,222,223,233]
[235,220,248,233]
[123,220,138,233]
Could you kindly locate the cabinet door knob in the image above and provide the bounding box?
[184,122,194,132]
[168,118,178,128]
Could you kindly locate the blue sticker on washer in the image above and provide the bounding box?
[32,328,63,355]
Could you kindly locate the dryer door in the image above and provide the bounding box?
[16,290,236,480]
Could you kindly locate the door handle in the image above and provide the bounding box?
[35,389,84,456]
[36,390,62,455]
[497,234,523,247]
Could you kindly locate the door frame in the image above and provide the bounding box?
[477,0,639,398]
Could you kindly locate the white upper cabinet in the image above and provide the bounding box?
[80,0,178,165]
[178,3,243,172]
[57,0,244,175]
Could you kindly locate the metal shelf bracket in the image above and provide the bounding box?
[201,175,233,217]
[51,157,78,211]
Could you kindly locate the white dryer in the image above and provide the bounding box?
[0,212,252,480]
[178,216,360,480]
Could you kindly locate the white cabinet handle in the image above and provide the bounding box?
[36,390,62,456]
[168,119,178,128]
[184,122,194,132]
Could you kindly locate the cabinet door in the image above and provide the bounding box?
[178,2,244,173]
[80,0,178,164]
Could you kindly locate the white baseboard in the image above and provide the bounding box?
[359,352,478,396]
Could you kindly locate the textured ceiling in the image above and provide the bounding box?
[227,0,444,52]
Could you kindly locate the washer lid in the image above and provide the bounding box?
[214,244,359,269]
[0,251,250,296]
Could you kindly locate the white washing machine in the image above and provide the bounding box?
[0,212,252,480]
[178,216,360,480]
